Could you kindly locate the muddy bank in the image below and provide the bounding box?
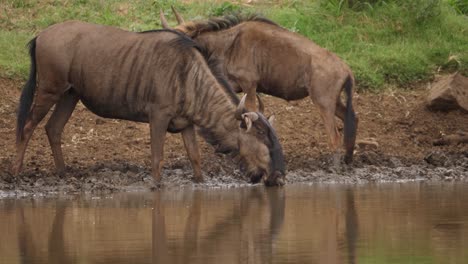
[1,150,467,197]
[0,77,467,196]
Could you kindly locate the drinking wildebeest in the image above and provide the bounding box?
[11,21,285,186]
[161,10,357,164]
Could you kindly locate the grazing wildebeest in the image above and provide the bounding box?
[161,10,357,164]
[11,21,286,186]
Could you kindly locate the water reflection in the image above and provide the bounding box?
[345,188,358,264]
[152,191,168,263]
[17,205,36,264]
[1,183,468,264]
[17,201,70,264]
[153,188,286,264]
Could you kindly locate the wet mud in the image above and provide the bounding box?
[1,77,467,196]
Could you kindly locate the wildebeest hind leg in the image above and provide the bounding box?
[12,92,60,175]
[181,125,203,183]
[149,111,171,184]
[335,100,346,122]
[45,90,79,176]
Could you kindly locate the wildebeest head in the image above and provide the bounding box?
[234,95,286,186]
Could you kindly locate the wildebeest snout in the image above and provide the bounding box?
[264,170,285,186]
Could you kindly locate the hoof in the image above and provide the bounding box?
[56,169,66,178]
[344,155,353,165]
[9,164,21,177]
[150,182,162,190]
[193,176,204,183]
[149,175,162,189]
[264,177,285,187]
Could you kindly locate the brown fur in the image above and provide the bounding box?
[12,21,285,185]
[164,13,358,163]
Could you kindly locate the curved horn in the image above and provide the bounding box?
[242,112,259,133]
[268,115,275,127]
[256,94,264,113]
[235,94,247,120]
[160,9,170,29]
[171,6,185,25]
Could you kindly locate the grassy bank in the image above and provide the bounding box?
[0,0,466,90]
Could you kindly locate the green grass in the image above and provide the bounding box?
[0,31,31,78]
[0,0,467,90]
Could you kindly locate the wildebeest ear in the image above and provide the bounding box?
[268,115,275,127]
[242,112,259,133]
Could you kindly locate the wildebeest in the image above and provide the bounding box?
[161,10,357,164]
[11,21,286,185]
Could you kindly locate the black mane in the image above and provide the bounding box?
[180,13,280,38]
[138,28,174,34]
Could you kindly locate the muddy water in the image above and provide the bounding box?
[1,183,468,264]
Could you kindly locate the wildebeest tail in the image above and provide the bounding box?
[343,75,357,164]
[17,37,37,142]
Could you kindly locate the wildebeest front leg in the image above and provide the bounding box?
[236,78,258,111]
[245,89,258,112]
[149,111,171,184]
[45,90,79,176]
[181,125,203,183]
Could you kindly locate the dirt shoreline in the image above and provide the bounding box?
[1,77,467,196]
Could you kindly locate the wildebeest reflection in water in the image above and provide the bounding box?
[11,188,287,264]
[7,188,357,263]
[152,188,286,263]
[8,187,364,264]
[153,188,357,264]
[16,201,71,264]
[6,184,468,264]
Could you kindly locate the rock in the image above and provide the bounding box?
[452,73,468,110]
[34,178,45,187]
[424,151,448,167]
[356,138,379,150]
[389,157,403,168]
[427,73,468,111]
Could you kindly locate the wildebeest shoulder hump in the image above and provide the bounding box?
[139,27,239,105]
